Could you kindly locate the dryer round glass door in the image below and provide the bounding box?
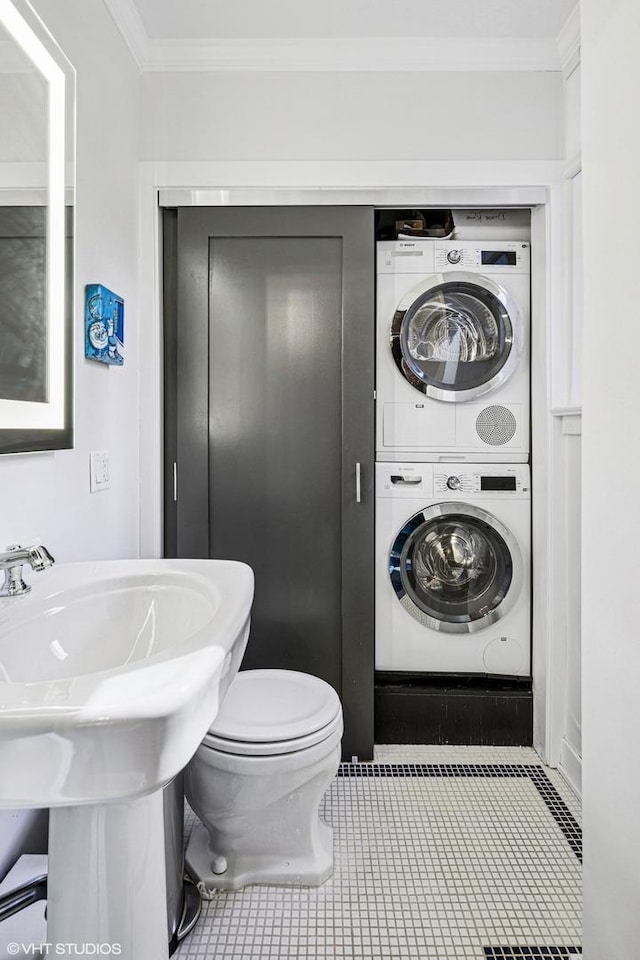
[390,273,523,401]
[388,503,523,634]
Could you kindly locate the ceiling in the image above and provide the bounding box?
[105,0,580,72]
[130,0,577,41]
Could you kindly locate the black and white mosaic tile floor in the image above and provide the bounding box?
[176,747,582,960]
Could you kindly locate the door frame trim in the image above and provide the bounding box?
[158,186,548,207]
[139,159,563,766]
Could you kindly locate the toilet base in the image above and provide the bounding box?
[186,818,334,892]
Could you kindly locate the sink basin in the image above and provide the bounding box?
[0,559,254,807]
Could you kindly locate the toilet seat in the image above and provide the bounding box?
[202,669,343,757]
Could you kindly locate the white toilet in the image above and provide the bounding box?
[185,669,343,891]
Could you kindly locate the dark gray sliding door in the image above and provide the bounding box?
[163,207,374,760]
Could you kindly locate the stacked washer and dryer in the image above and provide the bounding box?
[375,236,532,738]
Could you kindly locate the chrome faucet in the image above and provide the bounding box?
[0,544,55,597]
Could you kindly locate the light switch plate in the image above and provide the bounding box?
[90,450,111,492]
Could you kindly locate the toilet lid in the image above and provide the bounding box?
[203,708,343,757]
[208,669,342,745]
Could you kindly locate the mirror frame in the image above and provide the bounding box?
[0,0,74,454]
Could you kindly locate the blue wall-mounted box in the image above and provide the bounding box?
[85,284,124,366]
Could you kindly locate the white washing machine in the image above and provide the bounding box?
[376,461,531,676]
[376,239,530,461]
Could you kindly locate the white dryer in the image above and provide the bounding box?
[376,239,530,461]
[376,461,531,676]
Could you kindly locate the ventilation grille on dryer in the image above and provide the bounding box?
[476,405,517,446]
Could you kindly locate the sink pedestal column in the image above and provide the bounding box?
[48,789,169,960]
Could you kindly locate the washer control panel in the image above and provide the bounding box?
[434,241,530,273]
[434,471,528,495]
[376,462,530,499]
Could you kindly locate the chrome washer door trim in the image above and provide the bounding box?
[390,272,524,402]
[388,501,524,635]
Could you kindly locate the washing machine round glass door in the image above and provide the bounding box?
[390,273,523,401]
[388,503,523,634]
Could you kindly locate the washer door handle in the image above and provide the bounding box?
[390,475,423,485]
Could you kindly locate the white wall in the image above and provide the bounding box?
[581,1,640,957]
[0,0,141,560]
[141,70,563,161]
[0,0,140,879]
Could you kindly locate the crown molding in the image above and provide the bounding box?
[142,36,561,72]
[103,0,147,70]
[557,6,581,78]
[102,0,570,74]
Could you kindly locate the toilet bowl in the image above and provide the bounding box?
[185,669,343,891]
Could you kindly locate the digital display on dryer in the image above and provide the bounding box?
[481,476,517,491]
[481,251,517,266]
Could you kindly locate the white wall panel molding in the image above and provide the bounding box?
[559,737,582,796]
[142,36,561,73]
[557,6,581,78]
[551,406,582,435]
[545,422,582,783]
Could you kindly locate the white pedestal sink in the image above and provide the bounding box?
[0,559,254,959]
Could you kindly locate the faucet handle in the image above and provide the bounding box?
[0,546,29,597]
[28,545,54,571]
[0,544,54,597]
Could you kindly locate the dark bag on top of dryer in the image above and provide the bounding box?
[394,209,454,239]
[374,209,455,240]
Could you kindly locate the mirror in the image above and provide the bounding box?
[0,0,74,453]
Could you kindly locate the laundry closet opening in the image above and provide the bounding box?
[161,204,533,758]
[373,206,533,746]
